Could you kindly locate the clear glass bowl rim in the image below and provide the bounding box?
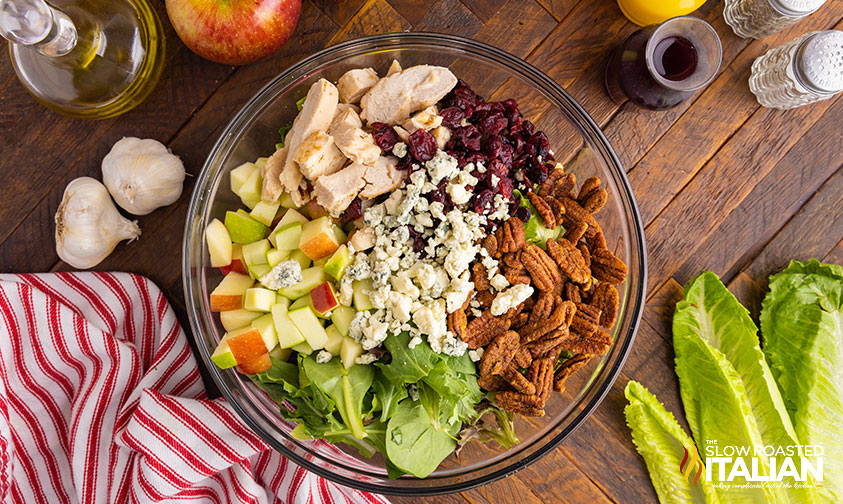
[183,32,648,496]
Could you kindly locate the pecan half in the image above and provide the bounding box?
[531,292,556,321]
[504,266,531,286]
[495,391,545,417]
[578,243,592,269]
[553,354,591,392]
[521,300,576,343]
[546,197,566,223]
[479,373,511,392]
[511,312,529,330]
[527,192,557,229]
[565,282,582,304]
[552,172,577,200]
[479,330,519,377]
[521,244,562,292]
[500,367,537,395]
[514,346,533,368]
[525,329,568,358]
[476,290,495,309]
[558,327,612,355]
[472,262,491,291]
[527,358,554,404]
[539,168,564,198]
[558,197,599,239]
[464,310,511,348]
[591,248,628,285]
[482,234,498,258]
[448,304,468,342]
[496,218,526,254]
[578,177,608,214]
[592,283,619,329]
[501,251,523,270]
[546,238,590,285]
[563,221,588,243]
[587,224,607,250]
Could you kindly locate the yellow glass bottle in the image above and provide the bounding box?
[1,0,165,119]
[617,0,707,26]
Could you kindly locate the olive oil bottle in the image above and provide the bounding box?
[1,0,165,119]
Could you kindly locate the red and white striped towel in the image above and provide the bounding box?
[0,272,389,504]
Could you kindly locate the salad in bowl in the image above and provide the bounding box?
[201,60,628,479]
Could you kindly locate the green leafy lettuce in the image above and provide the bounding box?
[673,272,815,503]
[761,259,843,502]
[624,381,719,504]
[513,189,563,248]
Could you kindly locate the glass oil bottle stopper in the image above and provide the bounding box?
[0,0,165,119]
[724,0,827,39]
[749,30,843,110]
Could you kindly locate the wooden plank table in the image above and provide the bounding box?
[2,0,841,501]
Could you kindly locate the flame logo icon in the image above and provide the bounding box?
[679,446,704,486]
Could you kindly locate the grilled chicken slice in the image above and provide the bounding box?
[329,107,380,165]
[337,68,379,104]
[313,162,366,215]
[360,156,405,199]
[360,65,457,125]
[293,131,346,180]
[261,146,288,202]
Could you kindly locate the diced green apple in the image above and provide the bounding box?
[210,272,253,312]
[299,217,342,261]
[290,250,311,270]
[220,243,248,275]
[250,313,279,350]
[250,200,281,226]
[279,191,298,209]
[242,239,270,266]
[211,333,238,369]
[290,340,314,355]
[278,267,328,299]
[288,307,329,350]
[266,248,290,268]
[272,222,302,251]
[271,304,306,348]
[224,211,268,244]
[244,287,276,312]
[274,295,291,310]
[276,208,309,229]
[313,257,329,268]
[269,345,291,362]
[324,325,343,355]
[220,308,262,331]
[254,157,268,171]
[330,306,356,337]
[230,162,258,195]
[352,279,374,311]
[323,245,350,281]
[225,326,267,363]
[341,337,364,369]
[289,295,312,312]
[205,218,233,268]
[247,263,271,280]
[236,168,263,209]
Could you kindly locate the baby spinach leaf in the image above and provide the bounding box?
[386,389,459,478]
[302,357,374,439]
[372,372,408,422]
[377,332,439,386]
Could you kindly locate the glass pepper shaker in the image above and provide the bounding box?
[723,0,827,39]
[749,30,843,110]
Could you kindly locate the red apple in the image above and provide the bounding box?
[166,0,302,66]
[236,352,271,374]
[310,281,339,315]
[209,272,253,312]
[220,244,247,275]
[227,327,267,362]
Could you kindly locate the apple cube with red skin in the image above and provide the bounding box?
[310,281,339,315]
[225,326,267,361]
[305,199,330,220]
[210,272,253,312]
[205,218,233,267]
[236,352,271,374]
[299,217,346,261]
[220,243,248,275]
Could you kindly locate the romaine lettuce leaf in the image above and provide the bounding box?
[514,189,563,248]
[675,272,817,503]
[761,259,843,503]
[624,381,719,504]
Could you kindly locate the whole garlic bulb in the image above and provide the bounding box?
[55,177,141,269]
[102,137,185,215]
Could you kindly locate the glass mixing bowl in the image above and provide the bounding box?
[183,33,647,496]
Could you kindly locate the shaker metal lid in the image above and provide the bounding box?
[770,0,826,16]
[796,30,843,94]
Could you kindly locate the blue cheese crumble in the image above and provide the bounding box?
[259,260,302,290]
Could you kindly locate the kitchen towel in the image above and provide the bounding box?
[0,272,389,504]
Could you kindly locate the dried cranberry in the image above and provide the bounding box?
[529,131,548,148]
[511,135,525,155]
[371,123,399,151]
[498,142,514,166]
[340,198,362,224]
[509,116,523,136]
[407,226,426,253]
[524,163,548,185]
[447,97,476,118]
[454,82,481,107]
[479,113,508,136]
[502,98,521,123]
[512,156,527,172]
[487,158,508,178]
[522,120,536,136]
[408,129,437,162]
[514,205,531,222]
[497,176,514,199]
[484,135,503,160]
[454,125,482,151]
[473,189,495,215]
[439,107,465,129]
[464,152,488,166]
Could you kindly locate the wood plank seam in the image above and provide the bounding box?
[556,447,622,504]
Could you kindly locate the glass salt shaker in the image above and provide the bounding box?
[724,0,826,39]
[749,30,843,110]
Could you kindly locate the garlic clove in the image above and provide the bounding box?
[55,177,141,269]
[102,137,186,216]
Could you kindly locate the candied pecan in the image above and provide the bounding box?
[514,346,532,368]
[511,312,529,330]
[479,373,511,392]
[476,290,495,308]
[546,238,590,285]
[591,248,628,285]
[575,302,602,326]
[448,305,468,342]
[464,310,511,348]
[501,251,523,270]
[482,234,498,258]
[553,354,591,392]
[558,197,599,239]
[546,197,566,223]
[563,221,588,244]
[578,243,592,269]
[580,280,595,303]
[500,367,537,395]
[577,177,608,214]
[592,283,619,329]
[546,343,566,362]
[587,224,607,250]
[552,172,577,200]
[472,262,491,291]
[558,327,612,355]
[530,292,556,320]
[496,218,526,253]
[527,192,557,229]
[539,168,564,198]
[527,358,554,404]
[521,244,561,292]
[480,331,519,377]
[521,300,575,343]
[565,282,582,304]
[496,391,545,417]
[526,329,567,358]
[504,266,531,285]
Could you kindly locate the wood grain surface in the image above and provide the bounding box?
[1,0,841,502]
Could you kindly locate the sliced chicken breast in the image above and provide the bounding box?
[386,59,402,76]
[278,79,339,199]
[313,162,366,215]
[337,68,379,104]
[360,156,406,199]
[261,146,288,202]
[293,131,347,180]
[360,65,457,125]
[329,107,380,165]
[431,125,451,150]
[349,225,377,252]
[402,106,442,134]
